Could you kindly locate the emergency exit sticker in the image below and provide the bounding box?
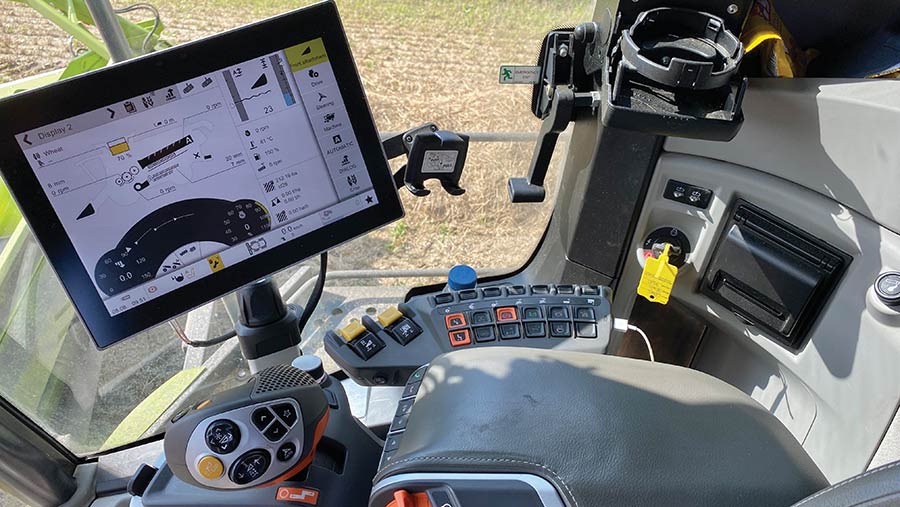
[499,65,541,84]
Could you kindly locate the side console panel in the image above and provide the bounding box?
[615,151,900,481]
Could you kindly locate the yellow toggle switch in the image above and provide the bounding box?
[339,319,366,342]
[378,307,403,327]
[197,455,224,480]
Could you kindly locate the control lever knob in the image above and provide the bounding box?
[448,265,477,291]
[292,355,327,384]
[163,365,329,490]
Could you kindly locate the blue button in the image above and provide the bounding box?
[448,265,477,290]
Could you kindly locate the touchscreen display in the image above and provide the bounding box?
[14,38,376,318]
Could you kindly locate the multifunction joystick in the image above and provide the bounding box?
[163,364,329,490]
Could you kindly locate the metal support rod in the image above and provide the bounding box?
[84,0,134,62]
[381,131,539,143]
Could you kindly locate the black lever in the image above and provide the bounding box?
[508,87,575,203]
[508,87,599,203]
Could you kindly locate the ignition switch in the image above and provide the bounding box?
[642,227,691,267]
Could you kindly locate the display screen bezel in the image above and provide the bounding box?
[0,1,403,349]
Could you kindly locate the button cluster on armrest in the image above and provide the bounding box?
[380,364,429,468]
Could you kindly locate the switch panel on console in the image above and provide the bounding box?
[325,284,612,386]
[663,179,712,209]
[329,307,422,366]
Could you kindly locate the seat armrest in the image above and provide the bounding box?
[375,347,828,507]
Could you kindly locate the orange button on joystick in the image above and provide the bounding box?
[387,490,432,507]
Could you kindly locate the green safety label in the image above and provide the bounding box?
[499,65,541,84]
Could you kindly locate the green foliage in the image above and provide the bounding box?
[0,184,21,237]
[387,221,409,252]
[0,69,63,99]
[59,50,108,79]
[9,0,170,78]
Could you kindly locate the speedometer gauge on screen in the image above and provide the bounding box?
[0,1,402,348]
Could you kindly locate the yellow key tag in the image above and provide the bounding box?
[637,244,678,304]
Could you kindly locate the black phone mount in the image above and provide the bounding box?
[382,123,469,197]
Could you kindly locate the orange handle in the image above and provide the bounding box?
[386,489,432,507]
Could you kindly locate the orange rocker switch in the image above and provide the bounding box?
[448,329,471,347]
[495,307,518,322]
[387,490,432,507]
[445,313,467,329]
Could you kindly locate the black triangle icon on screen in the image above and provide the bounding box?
[301,46,311,55]
[250,74,268,89]
[76,203,95,220]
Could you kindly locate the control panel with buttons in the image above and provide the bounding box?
[163,365,330,490]
[379,364,428,469]
[325,284,611,386]
[141,363,383,507]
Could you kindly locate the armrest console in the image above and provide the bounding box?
[371,348,828,507]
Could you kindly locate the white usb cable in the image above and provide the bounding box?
[613,318,655,363]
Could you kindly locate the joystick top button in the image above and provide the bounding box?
[251,407,275,431]
[271,403,298,426]
[205,420,241,454]
[197,455,224,480]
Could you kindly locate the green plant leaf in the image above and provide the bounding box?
[44,0,93,26]
[59,51,108,79]
[0,183,22,237]
[124,17,168,53]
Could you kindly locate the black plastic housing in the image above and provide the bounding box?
[701,200,851,350]
[602,7,748,141]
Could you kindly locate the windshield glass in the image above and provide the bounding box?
[0,0,593,457]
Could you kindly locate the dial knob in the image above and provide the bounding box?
[291,355,326,384]
[448,264,477,290]
[875,272,900,307]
